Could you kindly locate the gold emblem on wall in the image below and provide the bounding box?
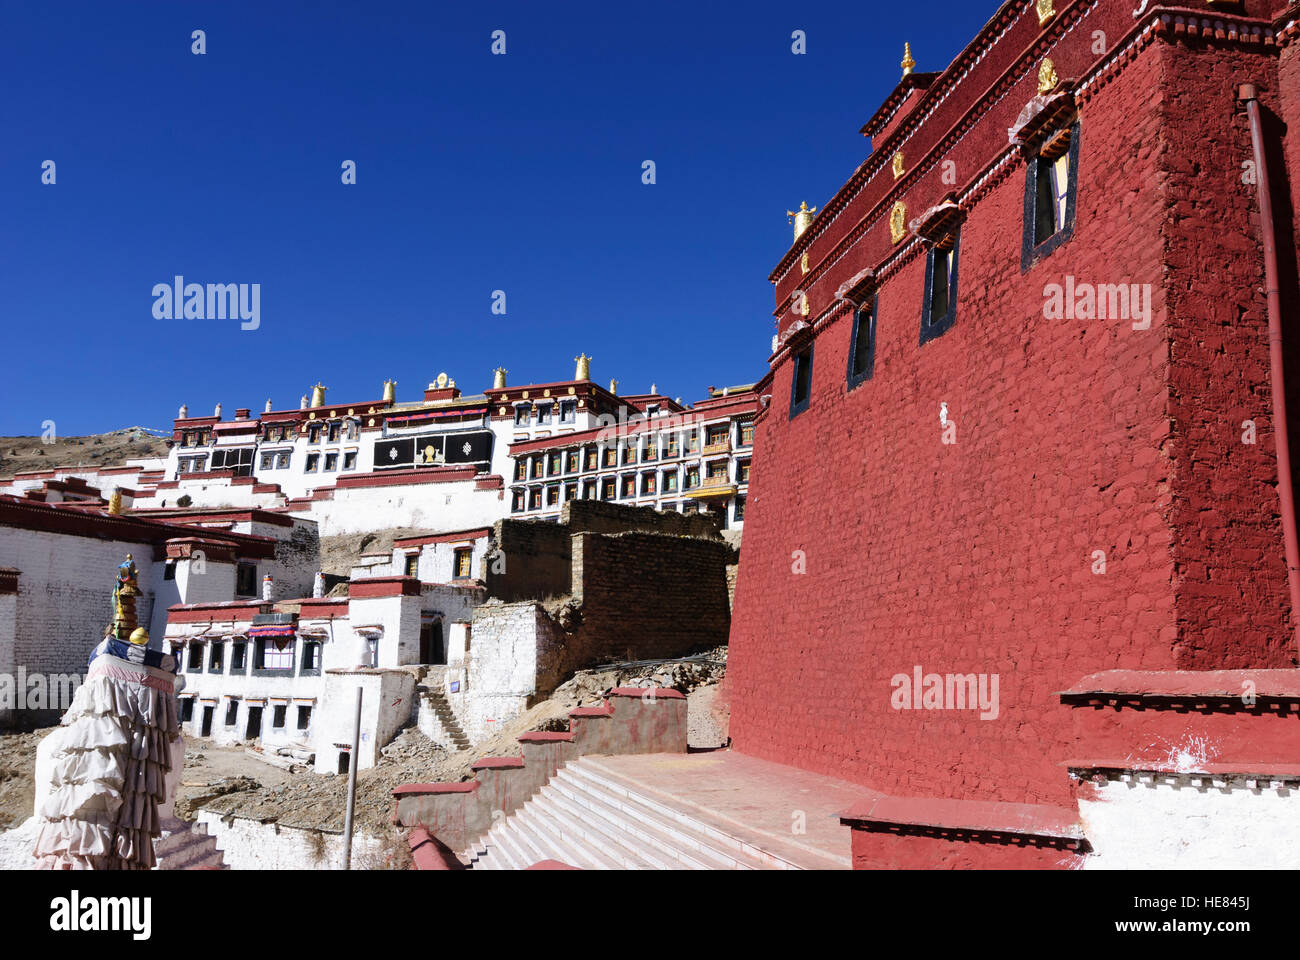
[1036,0,1056,27]
[889,201,908,244]
[892,151,905,180]
[1038,57,1059,96]
[800,251,809,275]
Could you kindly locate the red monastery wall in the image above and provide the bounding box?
[728,0,1297,812]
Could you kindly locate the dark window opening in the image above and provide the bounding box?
[920,232,960,345]
[163,560,176,581]
[231,640,247,673]
[297,706,312,731]
[208,642,224,674]
[200,705,214,737]
[301,641,321,674]
[180,698,195,723]
[272,704,287,729]
[235,562,258,597]
[246,706,262,740]
[1022,121,1080,270]
[847,296,877,389]
[789,344,814,419]
[186,643,203,673]
[225,700,239,726]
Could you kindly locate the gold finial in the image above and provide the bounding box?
[108,554,141,642]
[786,201,817,242]
[892,151,906,180]
[609,378,619,396]
[889,201,908,244]
[574,353,592,381]
[902,43,916,78]
[382,379,396,403]
[129,627,149,647]
[1037,57,1060,95]
[493,367,508,389]
[107,490,122,515]
[309,382,328,407]
[435,372,449,389]
[1036,0,1056,27]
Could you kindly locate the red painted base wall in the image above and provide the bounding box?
[729,33,1297,815]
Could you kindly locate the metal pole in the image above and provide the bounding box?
[342,686,362,870]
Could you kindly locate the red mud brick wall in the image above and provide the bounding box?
[728,35,1294,810]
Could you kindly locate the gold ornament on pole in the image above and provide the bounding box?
[492,367,508,389]
[901,43,916,78]
[574,354,592,381]
[786,202,817,242]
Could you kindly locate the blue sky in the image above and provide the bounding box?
[0,0,994,434]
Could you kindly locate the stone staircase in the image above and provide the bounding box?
[465,758,799,870]
[417,685,471,751]
[154,817,228,870]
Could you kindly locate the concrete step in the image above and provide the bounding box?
[550,767,752,869]
[566,762,801,869]
[467,757,784,870]
[154,821,228,870]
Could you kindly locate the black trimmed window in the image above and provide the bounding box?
[788,343,814,419]
[300,640,322,675]
[1022,121,1080,270]
[920,232,960,345]
[846,295,878,389]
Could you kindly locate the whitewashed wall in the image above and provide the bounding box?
[1079,770,1300,869]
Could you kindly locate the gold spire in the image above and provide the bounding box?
[786,201,817,242]
[309,382,328,407]
[107,490,122,515]
[901,43,916,78]
[608,378,619,396]
[382,379,396,403]
[575,354,592,381]
[493,367,508,389]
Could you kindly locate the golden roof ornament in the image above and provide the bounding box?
[609,378,619,396]
[892,151,906,180]
[382,379,396,403]
[309,382,328,407]
[435,372,449,389]
[107,490,122,515]
[1038,57,1060,95]
[901,43,916,78]
[786,201,817,242]
[493,367,508,389]
[574,354,592,381]
[1036,0,1056,27]
[890,201,908,244]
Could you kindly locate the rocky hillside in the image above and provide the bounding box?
[0,429,168,478]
